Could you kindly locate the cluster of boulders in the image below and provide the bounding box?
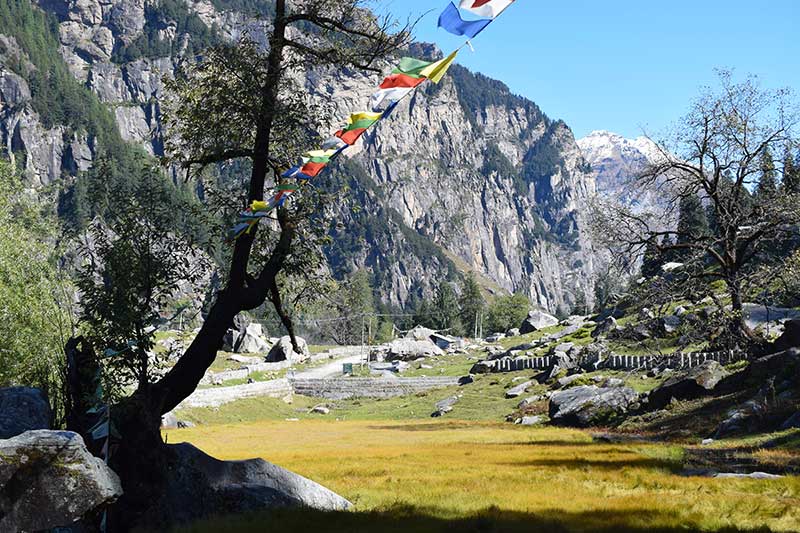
[223,315,272,354]
[371,325,471,362]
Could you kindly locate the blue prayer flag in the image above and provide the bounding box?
[438,2,491,38]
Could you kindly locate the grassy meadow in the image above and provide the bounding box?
[167,420,800,533]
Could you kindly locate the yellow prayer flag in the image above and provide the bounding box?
[251,200,270,212]
[420,50,459,84]
[347,111,383,125]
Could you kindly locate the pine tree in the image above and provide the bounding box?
[756,147,778,198]
[433,281,460,332]
[458,274,484,337]
[641,238,662,278]
[677,193,709,247]
[783,149,800,194]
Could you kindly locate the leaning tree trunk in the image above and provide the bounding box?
[99,2,300,528]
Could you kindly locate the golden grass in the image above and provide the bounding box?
[169,420,800,532]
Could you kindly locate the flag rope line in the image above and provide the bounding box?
[227,0,517,241]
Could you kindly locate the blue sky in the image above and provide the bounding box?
[374,0,800,140]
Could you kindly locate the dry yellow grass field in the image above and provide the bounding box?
[168,420,800,532]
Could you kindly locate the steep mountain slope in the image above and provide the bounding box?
[577,129,675,218]
[0,0,598,313]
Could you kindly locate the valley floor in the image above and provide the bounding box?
[165,420,800,533]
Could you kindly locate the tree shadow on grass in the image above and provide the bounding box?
[169,503,781,533]
[366,422,495,432]
[493,456,681,472]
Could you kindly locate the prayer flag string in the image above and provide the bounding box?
[227,1,515,242]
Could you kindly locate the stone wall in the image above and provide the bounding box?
[289,377,460,400]
[488,350,747,374]
[200,361,291,385]
[180,378,292,408]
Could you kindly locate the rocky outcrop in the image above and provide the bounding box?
[520,310,560,334]
[0,387,51,439]
[772,319,800,352]
[0,430,123,531]
[549,385,639,427]
[647,361,728,409]
[141,442,349,529]
[383,338,444,361]
[266,335,310,364]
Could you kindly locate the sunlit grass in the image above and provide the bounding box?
[169,420,800,532]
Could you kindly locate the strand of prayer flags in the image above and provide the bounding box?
[227,1,515,242]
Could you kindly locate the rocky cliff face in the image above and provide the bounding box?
[1,0,599,313]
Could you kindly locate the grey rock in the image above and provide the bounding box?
[384,338,444,361]
[177,420,196,429]
[520,310,559,334]
[147,442,349,526]
[405,325,435,341]
[469,360,495,374]
[601,378,625,388]
[161,412,179,429]
[781,412,800,430]
[506,328,521,337]
[432,396,459,416]
[505,380,534,398]
[772,319,800,353]
[517,395,545,408]
[549,385,639,427]
[238,323,270,354]
[519,415,545,426]
[0,387,51,439]
[648,361,729,410]
[0,430,122,531]
[557,374,585,389]
[266,336,310,364]
[591,316,618,338]
[714,399,769,438]
[458,375,475,386]
[553,342,575,354]
[311,405,330,415]
[660,315,682,335]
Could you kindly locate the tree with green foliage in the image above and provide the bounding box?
[676,192,709,248]
[756,146,778,198]
[458,274,484,337]
[0,159,71,417]
[78,4,412,526]
[328,269,375,345]
[77,165,211,398]
[432,281,461,333]
[641,237,663,278]
[486,293,530,334]
[783,149,800,194]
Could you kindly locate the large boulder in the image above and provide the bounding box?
[591,317,617,338]
[266,336,310,364]
[0,387,51,439]
[222,314,252,352]
[549,386,639,427]
[772,319,800,352]
[384,338,444,361]
[237,323,270,354]
[0,430,123,531]
[405,325,436,341]
[142,442,350,528]
[647,361,728,409]
[519,310,559,334]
